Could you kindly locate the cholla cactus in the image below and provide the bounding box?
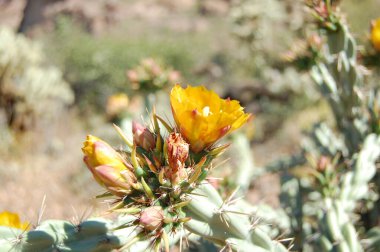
[80,84,289,251]
[0,27,74,131]
[81,84,253,250]
[256,2,380,251]
[292,1,380,251]
[0,84,288,251]
[127,58,181,94]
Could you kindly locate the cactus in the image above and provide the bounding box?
[0,27,73,131]
[73,84,287,251]
[243,1,380,251]
[0,217,151,252]
[184,183,288,252]
[0,184,287,252]
[294,2,380,251]
[313,134,380,251]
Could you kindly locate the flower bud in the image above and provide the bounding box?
[166,132,189,184]
[132,121,156,151]
[316,156,331,173]
[168,70,181,83]
[139,206,164,231]
[82,135,125,170]
[127,70,139,83]
[82,135,137,195]
[94,165,137,196]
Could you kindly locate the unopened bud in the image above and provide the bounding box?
[127,70,139,83]
[139,206,164,231]
[168,71,181,83]
[82,135,127,184]
[94,165,137,196]
[132,121,156,151]
[316,156,330,172]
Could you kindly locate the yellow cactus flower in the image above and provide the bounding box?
[371,18,380,52]
[0,211,29,230]
[170,85,251,153]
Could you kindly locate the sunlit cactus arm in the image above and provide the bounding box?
[315,199,362,252]
[0,218,149,252]
[184,183,288,252]
[314,134,380,252]
[338,134,380,211]
[362,227,380,252]
[230,132,257,194]
[234,200,291,239]
[309,3,369,155]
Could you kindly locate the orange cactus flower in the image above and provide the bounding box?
[371,18,380,52]
[0,211,29,230]
[170,84,251,153]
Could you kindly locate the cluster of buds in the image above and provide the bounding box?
[126,58,181,93]
[282,34,323,71]
[82,85,250,249]
[308,154,340,198]
[306,0,341,31]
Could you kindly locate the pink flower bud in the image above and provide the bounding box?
[139,206,164,231]
[168,71,181,83]
[132,121,156,151]
[94,165,136,196]
[127,70,139,83]
[82,135,137,196]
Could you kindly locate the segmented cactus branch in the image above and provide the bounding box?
[0,218,148,252]
[184,183,288,252]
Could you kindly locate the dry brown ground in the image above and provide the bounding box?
[0,110,106,222]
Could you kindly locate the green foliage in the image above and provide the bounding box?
[46,16,214,110]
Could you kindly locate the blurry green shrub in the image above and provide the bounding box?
[228,0,317,141]
[229,0,310,80]
[127,58,181,94]
[46,16,212,111]
[0,26,73,131]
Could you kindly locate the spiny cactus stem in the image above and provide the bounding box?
[183,183,288,252]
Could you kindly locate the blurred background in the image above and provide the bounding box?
[0,0,379,223]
